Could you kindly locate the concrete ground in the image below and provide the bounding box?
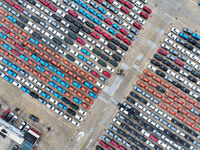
[0,0,200,150]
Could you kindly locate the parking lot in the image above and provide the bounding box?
[0,0,200,150]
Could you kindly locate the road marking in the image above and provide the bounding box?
[112,79,124,96]
[125,72,128,76]
[165,13,176,21]
[86,138,93,149]
[77,131,85,142]
[190,0,198,6]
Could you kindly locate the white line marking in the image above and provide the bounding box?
[165,13,175,21]
[77,131,85,141]
[86,138,93,148]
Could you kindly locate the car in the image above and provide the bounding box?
[183,28,193,35]
[29,115,39,122]
[175,60,184,66]
[133,22,142,30]
[192,33,200,40]
[124,39,132,45]
[103,32,112,40]
[171,27,180,35]
[179,32,189,40]
[77,38,85,45]
[158,49,167,55]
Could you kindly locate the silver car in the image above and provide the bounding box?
[90,1,98,8]
[102,1,110,9]
[3,4,11,11]
[106,129,114,137]
[170,49,178,56]
[110,6,118,14]
[86,60,95,67]
[183,65,192,72]
[110,124,118,131]
[164,76,173,82]
[83,65,91,72]
[102,135,111,142]
[11,10,20,17]
[99,76,108,83]
[178,54,187,61]
[166,54,175,61]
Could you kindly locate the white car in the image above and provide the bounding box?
[78,32,87,39]
[43,16,52,24]
[106,12,114,19]
[63,114,72,121]
[35,10,43,18]
[78,15,86,23]
[75,60,83,67]
[57,9,65,17]
[58,49,66,56]
[71,3,79,10]
[135,1,143,8]
[12,80,22,88]
[175,75,184,82]
[27,21,36,29]
[48,26,57,34]
[54,108,63,115]
[116,49,125,56]
[164,38,173,45]
[156,124,164,131]
[96,81,104,89]
[73,43,81,51]
[87,37,95,44]
[113,1,121,9]
[90,54,98,61]
[24,26,33,34]
[192,86,200,93]
[0,71,5,78]
[25,81,34,88]
[171,27,180,35]
[99,38,108,45]
[0,64,8,71]
[85,43,93,51]
[137,17,145,25]
[44,32,53,39]
[72,119,80,126]
[61,20,69,27]
[122,22,130,30]
[193,48,200,55]
[113,118,121,125]
[36,81,45,88]
[189,91,198,99]
[56,32,65,40]
[79,109,87,116]
[120,107,128,115]
[27,5,35,13]
[60,4,68,12]
[36,26,45,34]
[46,103,55,110]
[168,33,177,40]
[161,43,170,50]
[105,49,113,56]
[194,65,200,71]
[35,3,44,11]
[19,121,26,130]
[70,49,78,56]
[129,12,138,19]
[186,59,195,67]
[107,66,114,73]
[180,70,188,77]
[95,66,103,72]
[148,65,156,72]
[75,114,83,121]
[173,43,182,51]
[189,54,199,61]
[140,0,147,3]
[33,87,42,94]
[28,76,37,83]
[22,124,30,133]
[184,80,193,88]
[146,140,154,148]
[167,70,176,77]
[181,48,190,56]
[0,56,3,61]
[125,17,134,24]
[96,43,104,50]
[50,97,58,105]
[118,12,126,19]
[197,81,200,86]
[16,75,25,82]
[102,23,109,30]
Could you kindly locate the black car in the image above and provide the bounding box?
[117,129,126,137]
[19,15,29,23]
[74,21,83,28]
[52,14,62,22]
[137,135,147,142]
[164,129,173,136]
[126,97,135,104]
[180,140,190,148]
[82,26,91,34]
[31,16,40,23]
[67,108,75,116]
[66,54,75,61]
[159,65,167,72]
[130,92,139,98]
[70,103,79,110]
[126,134,135,142]
[128,113,138,120]
[150,59,160,66]
[137,119,145,126]
[154,54,163,61]
[154,145,162,150]
[112,54,121,62]
[16,21,25,29]
[69,25,79,33]
[27,0,36,5]
[185,135,194,143]
[86,21,94,29]
[68,32,77,40]
[32,32,41,39]
[172,81,182,88]
[101,54,110,61]
[162,59,171,66]
[196,43,200,49]
[5,113,14,122]
[93,49,101,56]
[121,123,130,131]
[29,115,39,122]
[120,44,128,51]
[108,43,116,51]
[65,15,74,23]
[138,97,147,104]
[96,145,103,150]
[184,43,193,50]
[192,70,200,77]
[53,38,62,45]
[62,97,71,104]
[64,37,73,45]
[111,38,120,45]
[156,86,165,93]
[131,145,139,150]
[98,60,107,67]
[187,75,197,83]
[30,92,39,99]
[109,59,118,67]
[171,65,180,72]
[171,118,180,125]
[124,118,133,126]
[12,145,19,150]
[133,124,142,131]
[156,70,165,77]
[187,38,197,45]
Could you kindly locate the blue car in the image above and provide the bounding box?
[11,64,20,71]
[112,24,120,31]
[98,6,106,14]
[93,18,101,25]
[49,81,58,88]
[198,2,200,5]
[78,54,87,61]
[108,28,116,35]
[2,59,12,66]
[0,32,7,39]
[84,81,93,89]
[86,13,94,21]
[89,8,97,15]
[53,92,62,99]
[82,3,89,10]
[73,97,82,104]
[36,65,45,72]
[81,49,90,56]
[31,54,40,61]
[7,15,16,23]
[74,0,82,5]
[41,92,50,99]
[39,59,48,67]
[60,80,69,88]
[20,54,29,62]
[56,70,65,77]
[7,70,17,77]
[78,8,86,16]
[57,86,66,93]
[58,103,67,110]
[2,43,12,51]
[89,92,97,99]
[21,86,30,93]
[52,75,61,82]
[4,75,14,83]
[97,13,105,21]
[192,33,200,40]
[179,32,188,40]
[73,81,81,88]
[48,65,57,72]
[29,38,39,45]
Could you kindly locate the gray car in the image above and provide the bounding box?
[102,1,110,9]
[40,21,48,29]
[0,2,2,6]
[106,129,114,137]
[166,54,175,61]
[133,86,142,93]
[114,17,122,25]
[164,76,173,82]
[20,70,29,77]
[37,98,47,104]
[170,49,178,56]
[83,65,91,72]
[63,0,71,5]
[128,34,135,40]
[52,21,60,29]
[45,86,54,94]
[130,28,139,35]
[178,54,187,61]
[183,65,192,72]
[50,43,59,51]
[114,134,123,142]
[42,38,50,45]
[142,91,151,99]
[176,38,185,45]
[23,10,32,18]
[11,10,20,17]
[116,113,125,120]
[102,135,111,142]
[110,6,118,14]
[99,76,108,83]
[123,102,132,109]
[110,124,117,131]
[18,0,27,7]
[3,4,11,11]
[90,1,98,8]
[86,60,95,67]
[153,129,162,137]
[183,28,193,35]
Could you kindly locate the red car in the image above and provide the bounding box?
[1,26,10,34]
[120,28,127,35]
[99,140,107,148]
[40,0,48,6]
[143,6,152,14]
[103,71,111,78]
[6,0,15,6]
[140,12,149,19]
[107,146,114,150]
[103,32,112,40]
[124,1,132,9]
[15,4,24,12]
[77,38,85,45]
[117,33,124,40]
[15,43,23,50]
[68,10,77,18]
[111,140,119,148]
[133,22,142,30]
[121,6,129,14]
[1,110,10,119]
[91,70,99,77]
[106,0,113,4]
[149,135,158,142]
[11,49,20,56]
[94,27,103,34]
[117,0,124,3]
[91,32,99,39]
[119,146,127,150]
[48,4,57,12]
[95,0,102,3]
[105,18,112,25]
[158,49,167,56]
[124,39,131,45]
[175,60,184,66]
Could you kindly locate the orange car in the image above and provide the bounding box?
[85,97,93,104]
[187,113,196,121]
[165,92,174,99]
[76,76,85,83]
[0,41,3,45]
[140,75,149,82]
[161,81,169,88]
[153,91,162,98]
[174,97,183,105]
[162,97,170,104]
[69,86,77,94]
[6,38,15,45]
[51,60,60,67]
[60,65,68,73]
[185,97,194,104]
[8,54,17,62]
[182,103,191,110]
[144,70,152,77]
[87,76,96,83]
[46,49,55,56]
[0,49,8,56]
[65,76,73,83]
[68,70,76,78]
[32,70,41,78]
[191,124,200,131]
[54,54,63,61]
[76,91,85,99]
[72,65,80,73]
[64,60,72,67]
[177,92,186,99]
[195,118,200,123]
[41,76,50,83]
[170,102,179,109]
[21,32,30,39]
[38,43,46,50]
[0,17,5,23]
[183,119,192,126]
[80,86,89,94]
[92,87,101,94]
[13,26,22,34]
[23,49,32,56]
[35,49,43,56]
[80,70,88,78]
[44,70,53,77]
[152,75,161,82]
[0,9,8,17]
[16,60,25,67]
[167,108,176,115]
[194,102,200,109]
[27,44,35,51]
[28,60,36,67]
[159,102,167,110]
[24,65,33,72]
[19,38,27,45]
[145,86,154,93]
[148,81,157,88]
[65,91,74,99]
[10,32,19,39]
[178,108,188,115]
[137,81,146,88]
[43,54,52,61]
[169,87,178,93]
[4,20,13,28]
[82,102,90,110]
[175,113,184,121]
